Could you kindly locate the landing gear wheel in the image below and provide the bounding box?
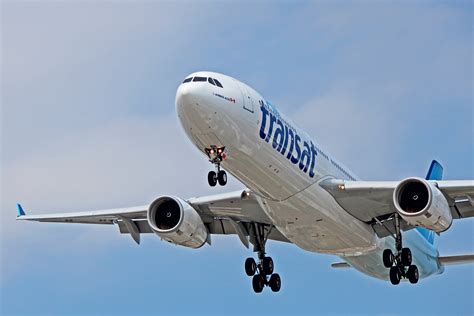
[252,274,265,293]
[389,266,401,285]
[401,248,412,266]
[407,265,419,284]
[262,257,274,275]
[207,171,217,187]
[245,258,257,276]
[217,170,227,186]
[382,214,422,285]
[269,273,281,292]
[247,223,281,293]
[383,249,394,268]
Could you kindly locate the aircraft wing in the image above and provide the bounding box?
[320,178,474,237]
[16,190,289,246]
[16,204,148,224]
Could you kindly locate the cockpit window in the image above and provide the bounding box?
[184,76,223,87]
[213,79,223,88]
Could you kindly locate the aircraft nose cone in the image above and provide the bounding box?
[175,82,211,133]
[176,84,196,108]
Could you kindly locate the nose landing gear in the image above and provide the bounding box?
[205,146,227,187]
[383,214,419,285]
[245,223,281,293]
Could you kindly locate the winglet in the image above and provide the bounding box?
[425,160,443,181]
[16,203,26,217]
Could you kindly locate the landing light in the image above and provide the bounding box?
[338,184,346,191]
[241,190,251,199]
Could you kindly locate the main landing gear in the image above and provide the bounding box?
[383,214,419,285]
[244,223,281,293]
[206,145,227,187]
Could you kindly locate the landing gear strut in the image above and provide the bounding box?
[383,214,419,285]
[206,146,227,187]
[244,223,281,293]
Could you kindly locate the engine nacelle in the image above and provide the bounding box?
[393,177,452,233]
[147,196,208,248]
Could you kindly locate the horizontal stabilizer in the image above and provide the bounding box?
[439,255,474,266]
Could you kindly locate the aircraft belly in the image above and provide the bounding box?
[257,183,381,256]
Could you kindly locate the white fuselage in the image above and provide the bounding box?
[175,71,441,280]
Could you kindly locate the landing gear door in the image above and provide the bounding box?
[238,83,254,113]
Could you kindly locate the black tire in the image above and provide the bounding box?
[407,265,419,284]
[389,266,401,285]
[218,170,227,186]
[208,171,217,187]
[262,257,274,275]
[245,258,257,276]
[383,249,394,268]
[252,274,265,293]
[401,248,412,266]
[269,273,281,292]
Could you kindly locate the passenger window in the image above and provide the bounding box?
[213,79,223,88]
[182,77,192,83]
[208,77,216,85]
[193,77,207,82]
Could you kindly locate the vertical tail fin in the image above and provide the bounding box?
[425,160,443,181]
[416,160,444,245]
[16,203,26,217]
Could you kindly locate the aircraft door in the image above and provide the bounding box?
[238,83,254,113]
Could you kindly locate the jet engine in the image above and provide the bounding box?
[393,177,452,233]
[147,196,209,248]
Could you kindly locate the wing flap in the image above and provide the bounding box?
[437,181,474,219]
[452,197,474,219]
[118,220,153,233]
[206,218,289,243]
[331,262,351,268]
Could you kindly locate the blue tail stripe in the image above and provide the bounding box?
[16,203,26,217]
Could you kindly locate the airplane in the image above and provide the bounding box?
[17,71,474,293]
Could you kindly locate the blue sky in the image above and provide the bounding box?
[1,1,473,315]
